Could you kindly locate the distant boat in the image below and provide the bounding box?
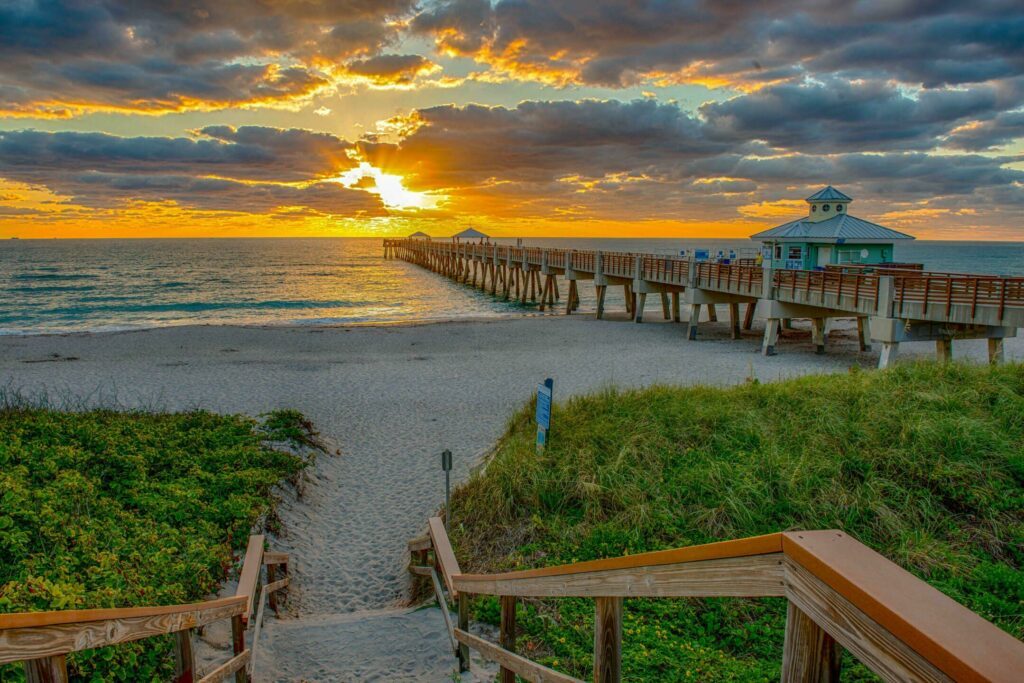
[9,237,18,240]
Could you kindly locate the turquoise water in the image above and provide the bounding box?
[2,238,1023,334]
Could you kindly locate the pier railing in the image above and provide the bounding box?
[383,238,1024,328]
[409,519,1024,682]
[0,535,289,682]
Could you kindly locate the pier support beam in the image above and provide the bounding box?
[729,302,741,339]
[763,318,781,356]
[856,317,872,352]
[743,302,756,330]
[661,292,671,320]
[686,304,701,340]
[811,318,826,354]
[706,304,718,322]
[596,285,607,319]
[989,337,1005,364]
[635,293,647,323]
[878,342,899,369]
[936,338,953,363]
[671,292,681,322]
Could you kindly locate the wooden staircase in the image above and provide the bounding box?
[0,534,289,682]
[409,518,1024,682]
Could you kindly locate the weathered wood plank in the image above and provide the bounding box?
[593,597,621,683]
[784,557,951,682]
[262,551,289,566]
[230,615,247,683]
[428,516,462,598]
[0,599,245,665]
[235,535,265,623]
[197,650,251,683]
[454,629,583,683]
[409,565,433,577]
[500,596,516,683]
[407,535,432,552]
[781,601,840,682]
[174,628,196,683]
[0,595,245,630]
[456,533,781,584]
[783,531,1024,682]
[23,655,68,683]
[453,553,784,598]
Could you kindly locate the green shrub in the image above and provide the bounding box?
[448,362,1024,681]
[0,408,317,681]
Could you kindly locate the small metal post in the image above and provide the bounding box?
[441,449,452,532]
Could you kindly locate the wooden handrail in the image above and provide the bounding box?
[409,523,1024,683]
[1,534,291,682]
[428,516,461,598]
[0,595,245,631]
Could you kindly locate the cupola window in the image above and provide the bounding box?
[836,204,844,212]
[811,205,817,212]
[822,204,831,212]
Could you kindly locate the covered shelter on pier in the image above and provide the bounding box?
[452,227,490,243]
[751,187,914,270]
[408,231,431,239]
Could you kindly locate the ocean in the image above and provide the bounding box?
[2,238,1023,334]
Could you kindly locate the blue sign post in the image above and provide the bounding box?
[536,378,553,452]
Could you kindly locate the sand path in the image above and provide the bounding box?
[2,315,1018,681]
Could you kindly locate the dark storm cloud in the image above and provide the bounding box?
[0,0,416,114]
[944,111,1024,151]
[0,128,383,215]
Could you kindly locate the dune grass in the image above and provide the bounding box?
[0,407,320,682]
[447,362,1024,681]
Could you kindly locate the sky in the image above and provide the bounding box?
[0,1,1022,239]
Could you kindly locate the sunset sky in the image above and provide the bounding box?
[0,1,1022,239]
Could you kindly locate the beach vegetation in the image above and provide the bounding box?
[448,362,1024,681]
[0,407,321,681]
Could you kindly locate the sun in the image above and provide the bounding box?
[332,162,439,210]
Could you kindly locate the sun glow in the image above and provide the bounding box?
[333,162,439,210]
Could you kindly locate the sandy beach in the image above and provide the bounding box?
[2,315,1019,681]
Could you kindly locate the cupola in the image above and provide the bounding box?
[805,186,851,223]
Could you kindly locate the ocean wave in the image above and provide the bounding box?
[40,299,362,316]
[12,272,98,281]
[8,285,98,293]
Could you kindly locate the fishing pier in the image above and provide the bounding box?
[383,238,1023,367]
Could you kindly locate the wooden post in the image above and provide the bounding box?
[660,292,670,319]
[878,341,899,369]
[500,596,516,683]
[266,564,278,614]
[458,594,471,673]
[231,614,248,683]
[671,292,680,322]
[729,302,741,339]
[174,629,196,683]
[781,602,841,683]
[24,656,68,683]
[593,597,622,683]
[743,301,756,330]
[596,285,607,319]
[706,304,718,322]
[566,280,578,315]
[936,338,953,363]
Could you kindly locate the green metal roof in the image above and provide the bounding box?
[805,186,852,202]
[750,213,915,242]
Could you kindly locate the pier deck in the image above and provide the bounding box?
[384,239,1022,366]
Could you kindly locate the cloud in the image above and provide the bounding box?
[341,54,441,87]
[0,0,417,115]
[412,1,1024,91]
[359,98,1024,223]
[0,127,384,215]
